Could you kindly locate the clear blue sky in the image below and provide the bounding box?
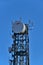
[0,0,43,65]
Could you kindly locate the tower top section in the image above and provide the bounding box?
[12,21,28,34]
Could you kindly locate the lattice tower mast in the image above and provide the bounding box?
[8,20,30,65]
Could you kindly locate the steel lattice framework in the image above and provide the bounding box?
[9,22,29,65]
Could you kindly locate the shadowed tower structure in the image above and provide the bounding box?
[8,20,29,65]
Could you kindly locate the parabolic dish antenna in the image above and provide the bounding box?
[12,21,26,34]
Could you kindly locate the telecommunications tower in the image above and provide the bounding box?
[8,20,30,65]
